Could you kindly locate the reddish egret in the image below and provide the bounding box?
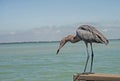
[56,25,109,73]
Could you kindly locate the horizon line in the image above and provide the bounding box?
[0,39,120,44]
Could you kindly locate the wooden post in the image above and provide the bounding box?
[73,73,120,81]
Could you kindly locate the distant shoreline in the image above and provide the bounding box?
[0,41,60,44]
[0,39,119,44]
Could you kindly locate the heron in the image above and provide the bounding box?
[56,25,109,74]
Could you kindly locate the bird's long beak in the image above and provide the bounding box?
[56,49,60,54]
[56,39,67,54]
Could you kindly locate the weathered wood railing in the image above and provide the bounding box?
[73,73,120,81]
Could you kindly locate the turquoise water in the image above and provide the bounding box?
[0,40,120,81]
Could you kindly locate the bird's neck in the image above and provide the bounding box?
[66,35,80,43]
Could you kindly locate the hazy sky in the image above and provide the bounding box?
[0,0,120,42]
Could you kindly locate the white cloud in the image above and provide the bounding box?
[56,30,61,33]
[9,32,16,35]
[102,29,108,32]
[0,24,120,43]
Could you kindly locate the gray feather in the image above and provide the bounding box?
[77,25,108,45]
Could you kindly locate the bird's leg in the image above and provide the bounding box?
[90,43,94,73]
[83,42,89,73]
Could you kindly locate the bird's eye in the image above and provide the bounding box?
[73,37,76,39]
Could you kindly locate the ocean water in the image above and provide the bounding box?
[0,40,120,81]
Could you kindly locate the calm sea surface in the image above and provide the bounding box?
[0,40,120,81]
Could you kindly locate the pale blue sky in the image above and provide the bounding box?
[0,0,120,42]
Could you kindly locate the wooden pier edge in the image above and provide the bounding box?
[73,73,120,81]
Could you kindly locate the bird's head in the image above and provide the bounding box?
[56,37,68,54]
[56,35,80,54]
